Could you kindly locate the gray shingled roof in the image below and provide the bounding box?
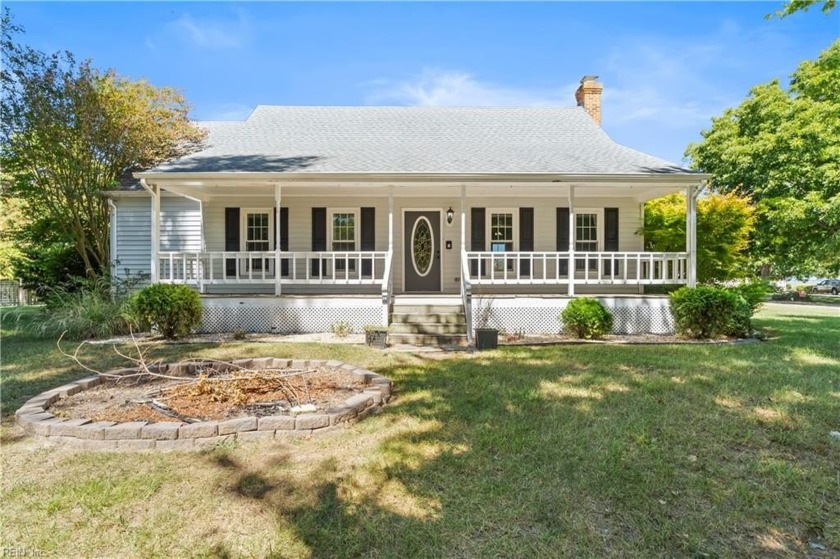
[148,106,692,175]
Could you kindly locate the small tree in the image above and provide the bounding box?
[641,192,756,282]
[0,8,205,279]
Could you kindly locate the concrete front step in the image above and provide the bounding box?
[388,333,469,347]
[390,305,465,315]
[389,322,466,335]
[390,313,467,325]
[388,303,467,346]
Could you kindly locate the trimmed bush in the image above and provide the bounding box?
[130,284,202,339]
[560,298,613,339]
[669,285,755,339]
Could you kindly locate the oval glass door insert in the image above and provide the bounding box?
[411,217,434,277]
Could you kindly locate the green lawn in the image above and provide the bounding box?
[1,303,838,558]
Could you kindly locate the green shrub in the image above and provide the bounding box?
[130,284,202,339]
[727,281,770,313]
[33,276,131,340]
[669,286,755,339]
[560,298,613,339]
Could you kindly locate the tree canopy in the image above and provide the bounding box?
[0,8,205,279]
[686,40,840,278]
[771,0,836,17]
[642,192,756,283]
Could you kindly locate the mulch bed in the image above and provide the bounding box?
[50,366,367,424]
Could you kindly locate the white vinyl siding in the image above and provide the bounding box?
[111,195,201,288]
[160,196,202,252]
[112,197,151,284]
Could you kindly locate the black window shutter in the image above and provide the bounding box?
[280,207,289,277]
[360,207,375,276]
[470,208,485,276]
[225,207,240,277]
[519,208,534,276]
[311,207,326,277]
[604,207,619,275]
[557,208,569,276]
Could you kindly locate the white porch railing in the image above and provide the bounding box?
[464,251,689,285]
[158,251,391,286]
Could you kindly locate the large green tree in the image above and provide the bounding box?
[686,40,840,278]
[0,9,205,279]
[771,0,836,17]
[641,192,756,283]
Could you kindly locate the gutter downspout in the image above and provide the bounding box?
[107,198,118,297]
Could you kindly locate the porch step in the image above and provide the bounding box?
[387,333,469,347]
[389,304,466,315]
[389,322,466,335]
[388,303,468,347]
[390,313,466,325]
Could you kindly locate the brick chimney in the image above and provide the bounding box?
[575,75,603,125]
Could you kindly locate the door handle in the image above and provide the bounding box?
[436,250,440,260]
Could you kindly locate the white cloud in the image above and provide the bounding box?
[168,12,251,50]
[366,69,577,107]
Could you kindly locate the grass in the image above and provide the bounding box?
[1,303,839,557]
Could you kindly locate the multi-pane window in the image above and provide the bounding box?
[245,213,270,252]
[331,212,356,251]
[244,212,271,272]
[575,212,598,271]
[575,213,598,252]
[489,212,515,272]
[490,213,514,251]
[330,211,357,271]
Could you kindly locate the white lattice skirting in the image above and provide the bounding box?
[200,297,382,334]
[472,296,676,335]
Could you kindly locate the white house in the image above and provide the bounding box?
[110,76,707,343]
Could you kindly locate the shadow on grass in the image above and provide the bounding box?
[3,305,838,556]
[195,313,840,557]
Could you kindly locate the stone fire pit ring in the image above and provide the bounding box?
[15,358,393,451]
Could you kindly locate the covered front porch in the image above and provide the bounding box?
[125,173,702,334]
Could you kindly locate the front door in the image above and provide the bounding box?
[404,211,441,292]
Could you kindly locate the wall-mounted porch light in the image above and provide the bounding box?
[446,207,454,225]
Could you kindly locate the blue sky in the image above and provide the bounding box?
[7,2,838,164]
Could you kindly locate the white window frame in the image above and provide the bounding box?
[574,208,604,271]
[574,209,603,252]
[328,208,359,252]
[240,209,273,253]
[329,208,359,272]
[486,209,518,251]
[486,209,518,273]
[240,208,273,273]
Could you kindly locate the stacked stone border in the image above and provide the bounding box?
[15,358,393,451]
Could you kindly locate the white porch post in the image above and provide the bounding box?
[460,184,466,253]
[383,187,394,326]
[687,184,697,287]
[275,183,282,296]
[388,187,394,255]
[150,184,160,284]
[198,199,206,293]
[568,184,576,296]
